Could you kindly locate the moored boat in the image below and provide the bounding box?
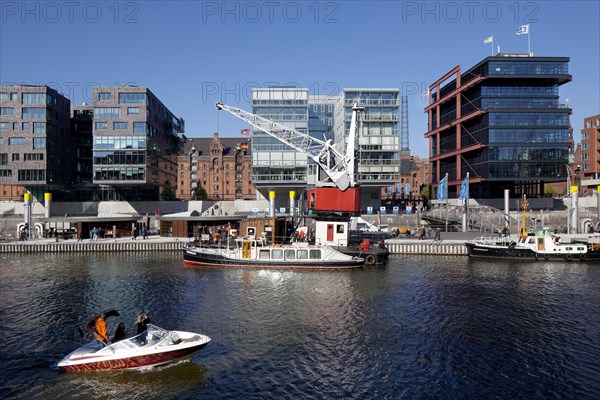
[58,324,210,372]
[183,236,364,269]
[465,228,600,261]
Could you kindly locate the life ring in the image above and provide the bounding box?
[565,254,572,261]
[580,254,585,261]
[544,254,549,261]
[365,254,376,265]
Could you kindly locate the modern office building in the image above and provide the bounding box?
[177,133,255,201]
[248,87,402,209]
[251,87,309,203]
[91,86,185,201]
[334,88,401,204]
[577,114,600,195]
[425,54,572,199]
[70,104,94,200]
[0,84,73,201]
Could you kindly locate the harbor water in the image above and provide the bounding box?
[1,253,599,399]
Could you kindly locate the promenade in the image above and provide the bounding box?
[0,231,492,256]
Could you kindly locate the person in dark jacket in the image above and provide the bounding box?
[133,314,150,336]
[112,322,127,343]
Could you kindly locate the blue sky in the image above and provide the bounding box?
[1,0,598,157]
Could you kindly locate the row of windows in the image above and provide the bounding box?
[21,93,59,106]
[0,169,11,177]
[93,151,146,165]
[488,112,569,127]
[93,136,146,150]
[488,128,570,144]
[0,107,14,115]
[96,122,130,130]
[488,61,569,76]
[257,248,321,260]
[481,85,558,96]
[119,93,147,104]
[22,107,49,119]
[252,99,308,105]
[94,167,145,181]
[24,153,44,161]
[488,146,568,161]
[18,169,46,181]
[482,98,559,109]
[488,163,566,179]
[94,107,121,119]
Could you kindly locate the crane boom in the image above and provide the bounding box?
[216,101,354,191]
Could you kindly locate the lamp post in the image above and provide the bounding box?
[566,164,581,234]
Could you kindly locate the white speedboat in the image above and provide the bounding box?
[58,324,210,372]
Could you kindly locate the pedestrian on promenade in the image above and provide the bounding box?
[434,228,442,242]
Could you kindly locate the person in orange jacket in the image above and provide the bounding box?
[92,314,109,343]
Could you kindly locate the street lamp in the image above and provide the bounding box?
[566,164,581,234]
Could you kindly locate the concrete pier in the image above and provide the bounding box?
[0,234,480,256]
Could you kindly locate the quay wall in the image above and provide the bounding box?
[0,238,469,256]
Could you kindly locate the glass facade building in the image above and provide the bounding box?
[251,88,309,187]
[426,55,572,199]
[92,86,184,201]
[334,89,401,185]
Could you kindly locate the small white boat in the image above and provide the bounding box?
[58,324,210,372]
[183,236,364,269]
[465,228,600,261]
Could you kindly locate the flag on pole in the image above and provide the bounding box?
[437,175,447,201]
[484,36,493,44]
[396,183,402,194]
[387,186,393,196]
[404,183,410,196]
[240,128,250,135]
[459,176,469,200]
[516,24,529,35]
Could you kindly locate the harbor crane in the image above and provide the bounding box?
[215,101,365,213]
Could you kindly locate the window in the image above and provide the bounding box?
[588,121,593,128]
[22,107,47,119]
[94,107,120,119]
[284,249,295,259]
[113,122,128,130]
[22,122,30,131]
[10,93,18,101]
[12,153,20,161]
[127,107,140,115]
[259,249,270,259]
[309,249,321,259]
[133,122,146,133]
[0,107,14,115]
[24,153,43,161]
[0,122,9,130]
[13,122,19,130]
[0,170,12,177]
[0,93,8,101]
[33,138,46,149]
[272,249,283,259]
[99,92,111,100]
[22,93,47,105]
[9,137,26,145]
[33,122,46,134]
[95,122,108,130]
[18,169,46,181]
[0,153,7,165]
[119,93,147,104]
[297,249,308,259]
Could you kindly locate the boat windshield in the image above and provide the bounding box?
[98,324,179,352]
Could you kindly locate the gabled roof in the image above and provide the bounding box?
[181,136,251,156]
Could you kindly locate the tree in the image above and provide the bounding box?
[161,186,176,201]
[544,185,557,198]
[192,185,208,200]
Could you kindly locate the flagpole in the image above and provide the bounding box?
[528,28,531,55]
[492,38,494,56]
[461,173,469,232]
[444,173,449,233]
[465,172,469,232]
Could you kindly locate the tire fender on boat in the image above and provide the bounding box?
[544,254,549,261]
[580,254,585,261]
[365,254,376,265]
[566,254,572,261]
